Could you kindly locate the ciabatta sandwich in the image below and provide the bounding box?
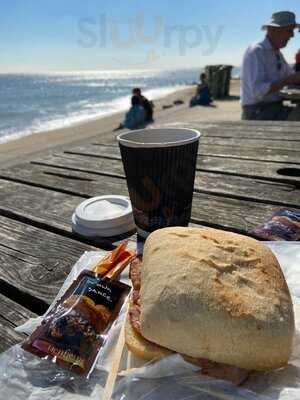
[126,227,295,384]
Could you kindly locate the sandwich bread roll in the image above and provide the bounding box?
[126,227,295,371]
[125,304,172,360]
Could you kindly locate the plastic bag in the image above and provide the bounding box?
[113,356,272,399]
[112,242,300,400]
[22,270,130,377]
[113,296,300,400]
[20,242,133,379]
[1,243,300,400]
[0,310,127,400]
[0,249,132,399]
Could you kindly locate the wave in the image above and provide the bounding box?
[0,84,187,145]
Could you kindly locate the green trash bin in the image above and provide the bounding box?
[205,65,233,99]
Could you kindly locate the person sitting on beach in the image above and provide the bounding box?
[189,73,212,107]
[241,11,300,120]
[132,88,154,122]
[121,95,146,130]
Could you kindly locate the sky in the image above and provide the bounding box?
[1,0,300,72]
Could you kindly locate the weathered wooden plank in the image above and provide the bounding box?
[174,121,300,137]
[1,160,299,207]
[220,119,300,125]
[0,166,136,249]
[202,128,300,140]
[198,156,300,185]
[199,136,300,150]
[61,138,300,166]
[94,132,300,145]
[56,141,300,164]
[87,121,300,154]
[0,179,83,233]
[43,146,300,185]
[39,151,124,176]
[199,120,300,128]
[191,191,280,233]
[199,130,300,141]
[0,162,128,201]
[196,173,299,206]
[0,315,26,351]
[0,294,36,352]
[91,122,300,148]
[72,135,300,152]
[0,178,131,248]
[0,174,294,236]
[0,215,97,307]
[191,120,300,129]
[0,293,36,325]
[63,144,121,159]
[199,144,300,164]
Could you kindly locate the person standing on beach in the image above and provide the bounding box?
[241,11,300,120]
[132,88,154,122]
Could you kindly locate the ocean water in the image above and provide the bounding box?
[0,67,240,144]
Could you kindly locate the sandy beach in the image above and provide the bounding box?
[0,79,241,168]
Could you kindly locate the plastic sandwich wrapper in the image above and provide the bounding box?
[0,242,299,399]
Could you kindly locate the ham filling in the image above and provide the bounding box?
[128,257,250,385]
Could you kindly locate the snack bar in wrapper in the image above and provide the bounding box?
[22,242,134,377]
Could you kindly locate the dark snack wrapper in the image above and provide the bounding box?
[250,209,300,241]
[22,270,130,377]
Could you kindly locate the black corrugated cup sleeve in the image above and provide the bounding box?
[117,128,200,238]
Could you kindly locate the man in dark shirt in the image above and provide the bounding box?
[132,88,154,122]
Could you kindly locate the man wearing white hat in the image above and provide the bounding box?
[241,11,300,120]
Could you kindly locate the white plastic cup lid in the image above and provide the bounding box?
[74,195,134,230]
[72,213,135,238]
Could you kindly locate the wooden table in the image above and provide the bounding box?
[0,120,299,352]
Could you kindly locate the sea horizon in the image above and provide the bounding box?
[0,65,241,75]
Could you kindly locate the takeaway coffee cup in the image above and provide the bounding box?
[117,128,200,238]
